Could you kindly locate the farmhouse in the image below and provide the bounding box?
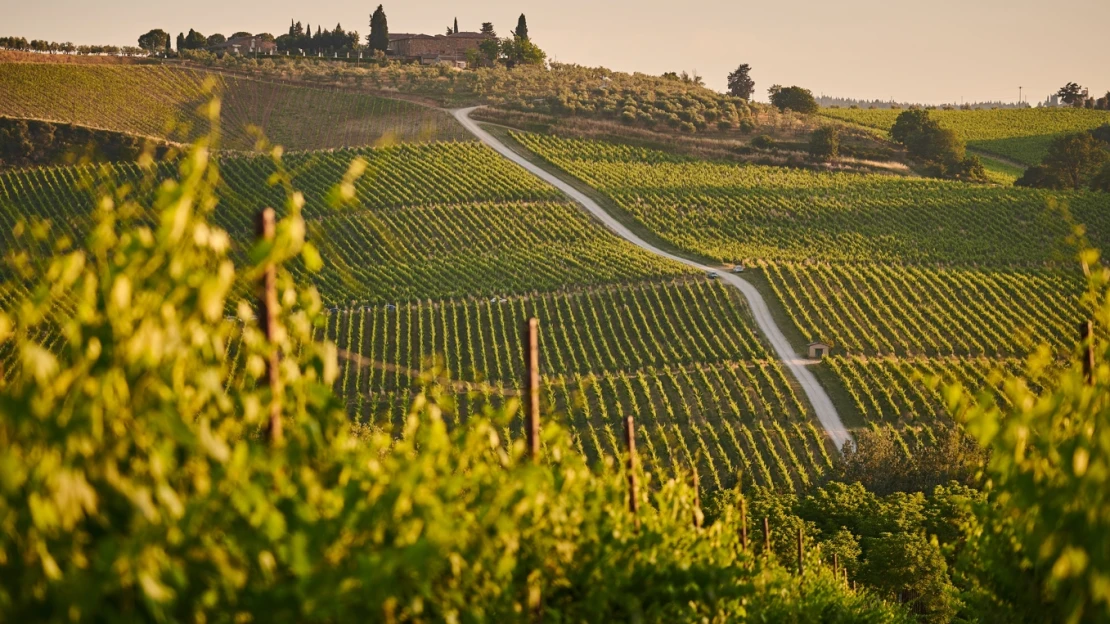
[208,35,277,56]
[388,32,487,66]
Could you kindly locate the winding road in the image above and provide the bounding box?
[453,107,852,452]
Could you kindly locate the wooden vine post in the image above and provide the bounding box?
[257,208,282,445]
[692,461,702,530]
[523,318,541,462]
[797,527,804,575]
[625,415,640,530]
[740,496,748,552]
[833,552,839,581]
[762,517,771,559]
[1082,321,1095,385]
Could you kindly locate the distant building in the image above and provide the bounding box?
[208,35,276,56]
[387,32,488,66]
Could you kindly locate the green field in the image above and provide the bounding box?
[819,106,1110,165]
[0,63,467,149]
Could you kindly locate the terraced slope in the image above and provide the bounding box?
[819,106,1110,165]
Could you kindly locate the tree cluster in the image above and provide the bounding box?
[889,109,988,182]
[276,20,360,55]
[469,14,545,69]
[0,36,144,56]
[1056,82,1110,110]
[1016,126,1110,192]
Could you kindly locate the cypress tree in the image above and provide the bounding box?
[454,18,459,34]
[176,33,185,53]
[514,14,529,40]
[369,4,389,52]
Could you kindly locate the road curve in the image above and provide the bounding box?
[453,107,852,452]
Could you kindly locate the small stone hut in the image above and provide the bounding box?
[807,341,830,359]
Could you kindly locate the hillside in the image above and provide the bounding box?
[513,131,1097,447]
[819,106,1110,165]
[0,62,467,150]
[0,139,839,489]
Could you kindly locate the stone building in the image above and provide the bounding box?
[208,35,277,56]
[387,32,487,65]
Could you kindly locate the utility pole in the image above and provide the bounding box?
[1019,86,1023,106]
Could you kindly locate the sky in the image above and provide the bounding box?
[6,0,1109,104]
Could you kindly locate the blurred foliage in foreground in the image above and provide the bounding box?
[0,118,905,621]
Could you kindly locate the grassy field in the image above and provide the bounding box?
[819,106,1110,165]
[515,131,1098,455]
[0,63,467,149]
[0,139,836,489]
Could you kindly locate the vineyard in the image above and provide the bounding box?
[0,137,842,489]
[513,131,1100,454]
[514,132,1110,265]
[305,278,833,491]
[819,106,1110,165]
[0,141,694,303]
[0,62,466,149]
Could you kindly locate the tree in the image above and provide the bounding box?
[369,4,389,52]
[514,14,529,40]
[137,29,170,53]
[184,29,207,50]
[1091,162,1110,192]
[1015,164,1067,190]
[727,63,755,100]
[1042,132,1110,189]
[454,17,459,34]
[769,86,818,114]
[176,32,185,53]
[808,126,840,160]
[481,22,496,37]
[858,532,957,621]
[206,33,226,47]
[500,36,546,68]
[231,31,252,39]
[1057,82,1084,107]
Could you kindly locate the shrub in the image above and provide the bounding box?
[752,134,775,149]
[808,126,840,161]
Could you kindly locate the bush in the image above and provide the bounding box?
[808,126,840,161]
[739,118,757,134]
[752,134,775,149]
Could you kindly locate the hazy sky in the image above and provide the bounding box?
[6,0,1108,104]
